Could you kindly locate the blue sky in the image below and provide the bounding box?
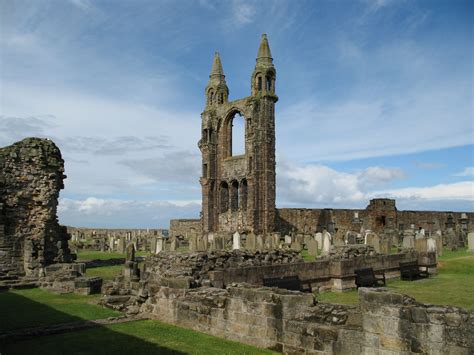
[1,0,473,228]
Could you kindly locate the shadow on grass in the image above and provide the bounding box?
[0,291,185,355]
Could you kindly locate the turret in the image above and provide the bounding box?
[205,52,229,107]
[251,34,277,98]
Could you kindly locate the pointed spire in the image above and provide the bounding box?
[256,34,273,66]
[210,51,225,79]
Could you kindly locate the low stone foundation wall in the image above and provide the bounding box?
[210,251,431,291]
[102,284,473,354]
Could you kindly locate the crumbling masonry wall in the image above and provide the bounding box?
[0,138,74,278]
[122,284,473,354]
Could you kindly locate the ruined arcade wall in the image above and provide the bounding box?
[0,138,73,278]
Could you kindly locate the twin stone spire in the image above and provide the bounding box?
[206,34,275,106]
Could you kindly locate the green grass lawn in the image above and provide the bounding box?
[317,249,474,309]
[2,319,277,355]
[85,265,124,280]
[76,250,148,261]
[0,288,121,332]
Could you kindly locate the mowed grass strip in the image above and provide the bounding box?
[3,320,278,355]
[76,250,148,261]
[0,288,121,332]
[86,265,123,280]
[317,249,474,309]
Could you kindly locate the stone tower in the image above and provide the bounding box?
[199,34,278,235]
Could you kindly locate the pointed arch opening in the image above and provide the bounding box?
[230,180,239,211]
[240,179,248,210]
[223,110,246,157]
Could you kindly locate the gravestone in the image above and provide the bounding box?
[284,235,292,244]
[346,232,357,245]
[108,236,115,252]
[150,237,157,254]
[415,238,427,253]
[415,228,425,240]
[156,237,165,253]
[272,233,280,249]
[468,232,474,252]
[246,232,256,250]
[290,240,302,252]
[233,232,241,250]
[322,231,332,255]
[402,234,415,249]
[307,238,318,257]
[366,232,381,253]
[427,237,437,253]
[123,243,139,280]
[118,237,126,254]
[315,233,323,250]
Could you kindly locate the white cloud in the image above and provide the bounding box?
[231,0,257,25]
[58,197,201,228]
[454,167,474,177]
[277,161,404,206]
[374,181,474,201]
[277,161,473,208]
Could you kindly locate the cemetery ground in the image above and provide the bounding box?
[317,248,474,310]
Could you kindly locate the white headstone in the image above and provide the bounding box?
[233,232,241,250]
[402,235,415,249]
[156,237,164,253]
[315,233,323,250]
[322,231,332,255]
[427,237,437,253]
[284,235,292,244]
[468,232,474,252]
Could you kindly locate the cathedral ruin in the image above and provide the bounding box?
[200,34,277,235]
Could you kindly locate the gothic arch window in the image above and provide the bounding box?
[218,93,224,104]
[224,110,246,157]
[219,181,229,213]
[257,76,262,91]
[240,179,248,210]
[230,180,239,211]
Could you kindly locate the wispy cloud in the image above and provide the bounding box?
[230,0,257,26]
[119,151,201,183]
[454,167,474,177]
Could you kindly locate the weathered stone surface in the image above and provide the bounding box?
[0,138,74,279]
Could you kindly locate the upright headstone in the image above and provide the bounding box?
[272,233,280,249]
[233,232,241,250]
[156,237,164,253]
[415,238,427,253]
[315,233,323,250]
[284,235,292,245]
[307,239,318,257]
[290,240,302,252]
[118,237,126,254]
[346,231,357,245]
[366,232,381,253]
[189,234,197,252]
[322,231,332,255]
[468,232,474,252]
[150,237,157,254]
[108,235,115,252]
[246,232,256,250]
[402,235,415,249]
[427,237,437,253]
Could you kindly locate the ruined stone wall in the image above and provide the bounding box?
[0,138,73,278]
[276,200,473,238]
[168,219,201,239]
[144,250,302,287]
[128,285,473,354]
